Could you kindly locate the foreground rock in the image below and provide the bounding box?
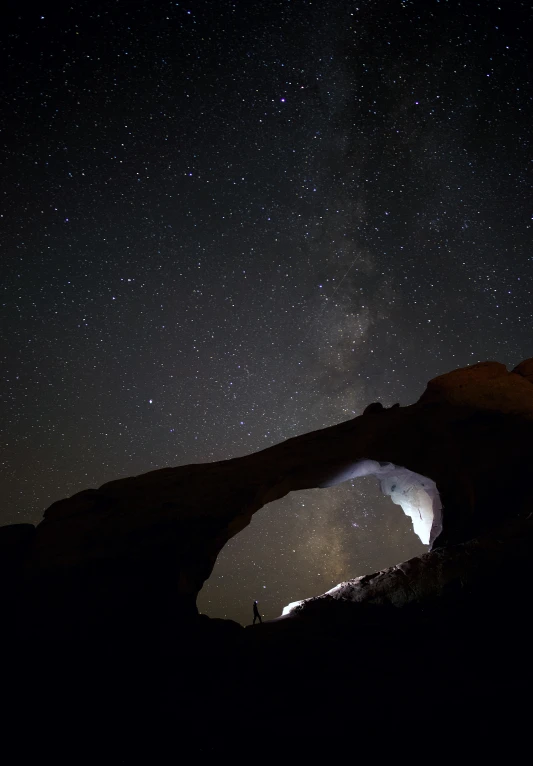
[281,517,533,620]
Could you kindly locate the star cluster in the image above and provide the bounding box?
[2,1,532,624]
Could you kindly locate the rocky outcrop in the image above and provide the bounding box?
[281,517,533,621]
[3,359,532,632]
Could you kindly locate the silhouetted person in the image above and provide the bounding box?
[253,600,262,624]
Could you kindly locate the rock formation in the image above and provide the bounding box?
[2,359,531,623]
[1,358,532,758]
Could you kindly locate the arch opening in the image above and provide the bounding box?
[198,461,441,625]
[282,461,442,616]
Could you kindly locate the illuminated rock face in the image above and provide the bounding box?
[281,517,533,618]
[2,358,532,630]
[378,468,440,546]
[317,458,441,545]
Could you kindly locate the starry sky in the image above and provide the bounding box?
[2,0,532,625]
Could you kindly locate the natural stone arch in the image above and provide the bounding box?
[6,358,532,633]
[200,458,437,622]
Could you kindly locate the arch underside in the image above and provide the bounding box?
[318,459,442,547]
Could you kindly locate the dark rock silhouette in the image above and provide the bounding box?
[1,358,532,758]
[9,359,533,619]
[362,401,385,414]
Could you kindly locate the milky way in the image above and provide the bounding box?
[2,1,532,624]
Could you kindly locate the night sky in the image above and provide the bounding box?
[2,1,532,625]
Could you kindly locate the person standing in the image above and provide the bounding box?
[252,600,262,624]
